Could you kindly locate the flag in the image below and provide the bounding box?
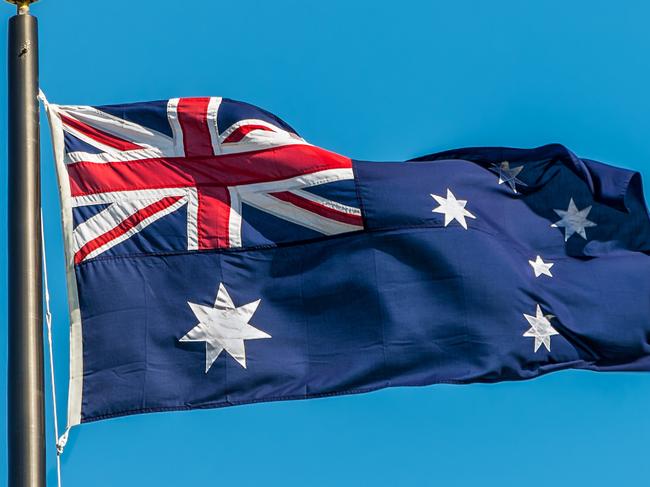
[44,97,650,428]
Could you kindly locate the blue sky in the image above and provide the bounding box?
[2,0,650,485]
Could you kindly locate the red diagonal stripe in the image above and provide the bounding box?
[60,114,142,152]
[268,191,363,227]
[177,97,214,157]
[223,124,274,144]
[74,196,182,264]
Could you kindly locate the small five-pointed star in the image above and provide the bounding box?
[180,283,271,372]
[431,188,476,229]
[491,161,527,193]
[529,255,554,278]
[523,304,559,352]
[551,197,597,241]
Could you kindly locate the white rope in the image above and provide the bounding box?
[41,212,67,487]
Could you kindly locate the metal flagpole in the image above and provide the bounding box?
[6,1,45,486]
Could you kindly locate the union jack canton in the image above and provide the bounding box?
[49,97,363,265]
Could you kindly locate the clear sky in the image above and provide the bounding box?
[2,1,650,485]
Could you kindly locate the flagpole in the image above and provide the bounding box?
[6,1,45,486]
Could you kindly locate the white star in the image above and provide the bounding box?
[551,198,596,241]
[431,188,476,229]
[180,283,271,372]
[491,161,527,193]
[528,255,554,278]
[523,304,559,352]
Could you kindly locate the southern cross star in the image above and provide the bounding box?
[551,198,596,241]
[180,283,271,372]
[431,188,476,229]
[491,161,527,193]
[523,304,559,352]
[528,255,554,278]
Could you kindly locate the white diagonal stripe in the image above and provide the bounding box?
[287,188,362,216]
[73,198,165,253]
[57,105,174,151]
[64,147,168,165]
[227,168,362,237]
[244,191,362,235]
[71,188,198,254]
[218,119,281,142]
[78,197,188,262]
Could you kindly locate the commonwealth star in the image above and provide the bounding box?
[180,283,271,372]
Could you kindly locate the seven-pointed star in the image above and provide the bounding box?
[491,161,527,193]
[523,304,559,352]
[529,255,554,278]
[431,188,476,229]
[179,283,271,372]
[551,198,596,241]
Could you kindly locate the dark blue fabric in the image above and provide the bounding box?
[96,100,173,138]
[75,145,650,423]
[218,98,298,135]
[64,131,105,155]
[72,204,110,229]
[240,203,323,247]
[99,205,189,258]
[302,178,360,208]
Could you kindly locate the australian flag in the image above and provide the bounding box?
[44,96,650,428]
